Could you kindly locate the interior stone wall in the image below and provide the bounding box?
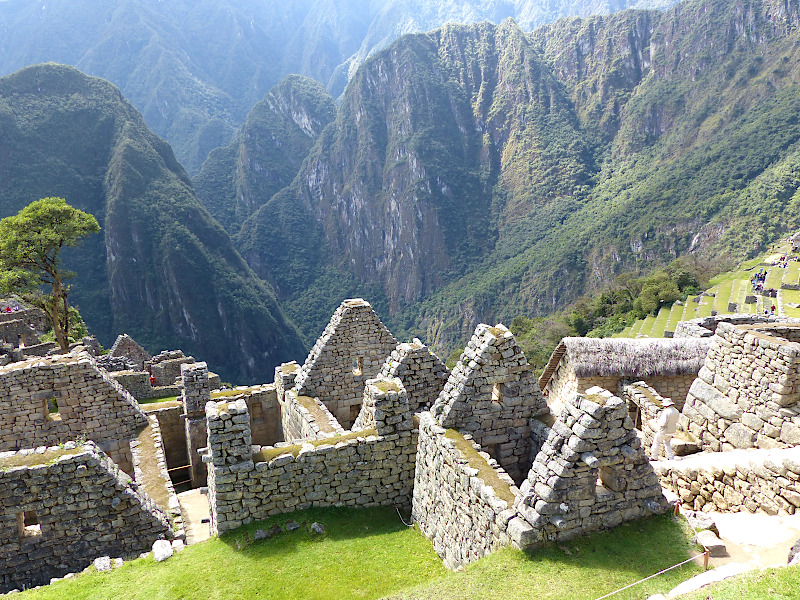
[0,442,172,592]
[0,352,148,474]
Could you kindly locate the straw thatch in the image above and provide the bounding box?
[538,337,711,390]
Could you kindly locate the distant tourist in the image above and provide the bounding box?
[651,399,679,460]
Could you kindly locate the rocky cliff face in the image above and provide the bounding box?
[234,0,800,353]
[0,64,306,383]
[0,0,680,169]
[194,75,336,233]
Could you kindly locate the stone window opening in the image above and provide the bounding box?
[596,465,627,496]
[43,397,61,422]
[17,511,41,542]
[352,356,364,376]
[491,382,502,404]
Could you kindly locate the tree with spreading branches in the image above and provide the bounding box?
[0,197,100,350]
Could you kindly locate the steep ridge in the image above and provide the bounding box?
[234,0,800,354]
[0,64,306,383]
[237,19,593,341]
[0,0,679,170]
[193,75,336,234]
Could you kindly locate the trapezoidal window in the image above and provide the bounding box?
[352,356,364,376]
[17,511,41,542]
[492,382,503,403]
[43,397,60,421]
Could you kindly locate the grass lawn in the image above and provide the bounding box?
[18,507,446,600]
[682,566,800,600]
[387,514,700,600]
[15,509,701,600]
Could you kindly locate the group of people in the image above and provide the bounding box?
[3,305,21,313]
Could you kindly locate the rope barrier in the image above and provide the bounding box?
[396,506,413,528]
[592,506,712,600]
[592,555,700,600]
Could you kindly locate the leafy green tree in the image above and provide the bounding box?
[0,197,99,350]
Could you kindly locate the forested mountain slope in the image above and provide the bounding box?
[193,75,336,234]
[0,64,306,383]
[234,0,800,353]
[0,0,677,171]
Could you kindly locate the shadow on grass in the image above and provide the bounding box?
[520,513,699,575]
[219,505,413,558]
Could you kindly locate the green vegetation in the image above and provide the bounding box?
[0,197,99,349]
[16,507,446,600]
[682,566,800,600]
[444,429,516,505]
[252,428,377,462]
[0,63,307,383]
[15,507,702,600]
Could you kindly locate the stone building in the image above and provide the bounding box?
[680,322,800,452]
[0,442,173,592]
[539,337,710,412]
[293,299,398,428]
[0,352,149,474]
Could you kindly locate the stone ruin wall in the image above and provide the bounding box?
[674,314,800,338]
[111,371,154,400]
[0,442,172,592]
[654,447,800,515]
[432,324,549,485]
[0,319,39,348]
[681,323,800,452]
[144,403,188,478]
[0,307,48,334]
[293,299,398,429]
[378,341,449,412]
[412,412,536,569]
[620,381,670,451]
[516,388,667,544]
[108,334,151,371]
[545,365,695,413]
[0,353,148,474]
[205,378,416,535]
[281,389,346,442]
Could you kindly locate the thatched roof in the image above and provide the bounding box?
[538,337,711,390]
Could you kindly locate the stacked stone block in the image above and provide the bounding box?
[110,371,153,399]
[674,314,800,338]
[0,352,148,474]
[378,339,449,412]
[182,362,211,487]
[282,390,346,442]
[241,385,284,447]
[108,334,152,371]
[0,307,48,334]
[516,388,667,542]
[0,442,172,592]
[146,404,188,473]
[151,353,195,387]
[293,299,398,428]
[431,323,548,484]
[654,446,800,515]
[274,361,299,403]
[412,412,536,570]
[681,323,800,451]
[205,377,416,535]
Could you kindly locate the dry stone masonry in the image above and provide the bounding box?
[0,352,148,474]
[294,299,398,428]
[378,339,449,412]
[515,388,667,542]
[205,377,416,535]
[0,442,172,592]
[654,447,800,515]
[681,322,800,451]
[432,324,548,484]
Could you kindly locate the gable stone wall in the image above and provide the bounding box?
[0,353,148,474]
[378,340,449,412]
[293,299,398,428]
[0,442,172,592]
[432,323,549,484]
